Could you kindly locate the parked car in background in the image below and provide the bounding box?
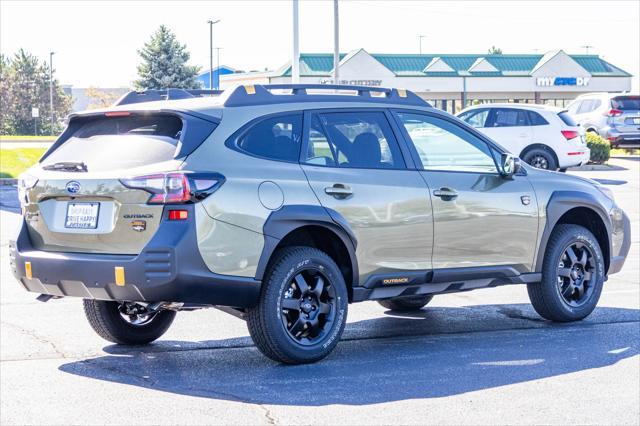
[567,93,640,148]
[457,104,589,171]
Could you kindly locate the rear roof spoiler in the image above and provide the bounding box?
[114,89,223,106]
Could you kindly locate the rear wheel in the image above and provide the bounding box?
[527,224,605,322]
[522,148,558,170]
[83,300,176,345]
[378,295,433,311]
[246,246,348,364]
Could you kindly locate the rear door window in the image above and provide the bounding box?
[489,108,530,127]
[304,111,404,169]
[527,111,549,126]
[41,114,194,172]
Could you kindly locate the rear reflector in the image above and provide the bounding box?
[114,267,125,286]
[25,262,32,279]
[567,152,584,156]
[168,210,189,220]
[561,130,580,140]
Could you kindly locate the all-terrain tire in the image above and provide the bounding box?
[378,295,433,311]
[246,246,348,364]
[527,224,605,322]
[83,300,176,345]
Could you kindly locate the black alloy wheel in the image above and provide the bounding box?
[556,242,596,307]
[280,269,337,346]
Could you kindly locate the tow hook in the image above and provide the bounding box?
[36,294,62,303]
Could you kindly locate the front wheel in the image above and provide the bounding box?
[83,300,176,345]
[246,246,348,364]
[527,224,605,322]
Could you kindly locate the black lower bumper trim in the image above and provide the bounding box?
[9,205,261,308]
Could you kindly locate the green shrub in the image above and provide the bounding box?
[585,132,610,164]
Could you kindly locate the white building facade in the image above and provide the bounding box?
[220,49,633,113]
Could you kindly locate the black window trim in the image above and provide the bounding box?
[390,108,514,176]
[224,111,304,164]
[300,107,415,171]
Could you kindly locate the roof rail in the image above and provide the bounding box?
[222,84,431,107]
[114,88,223,106]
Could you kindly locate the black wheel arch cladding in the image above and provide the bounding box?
[535,191,612,273]
[256,205,359,286]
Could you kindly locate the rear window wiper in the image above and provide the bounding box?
[42,162,88,172]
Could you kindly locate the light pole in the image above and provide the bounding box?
[207,19,220,90]
[419,35,427,55]
[292,0,300,84]
[49,51,55,132]
[333,0,340,85]
[215,47,222,90]
[581,45,594,55]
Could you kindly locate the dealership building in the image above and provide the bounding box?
[220,49,632,113]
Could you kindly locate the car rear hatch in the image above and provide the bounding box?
[607,95,640,134]
[21,110,218,255]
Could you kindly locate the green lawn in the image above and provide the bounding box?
[0,148,47,178]
[0,135,56,141]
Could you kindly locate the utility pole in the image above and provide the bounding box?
[49,51,55,132]
[333,0,340,85]
[419,35,427,55]
[215,47,222,90]
[292,0,300,84]
[207,19,220,90]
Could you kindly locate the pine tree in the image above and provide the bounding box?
[134,25,201,90]
[0,49,73,135]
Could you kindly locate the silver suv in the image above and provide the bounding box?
[567,93,640,147]
[10,85,631,364]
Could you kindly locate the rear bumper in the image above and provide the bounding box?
[9,205,261,308]
[558,147,590,168]
[604,129,640,146]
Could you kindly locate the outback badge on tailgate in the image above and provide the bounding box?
[131,220,146,232]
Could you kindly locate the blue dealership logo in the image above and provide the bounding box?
[66,181,81,194]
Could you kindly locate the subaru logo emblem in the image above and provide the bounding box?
[66,181,81,194]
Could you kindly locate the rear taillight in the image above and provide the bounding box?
[603,109,623,117]
[561,130,579,140]
[120,172,224,204]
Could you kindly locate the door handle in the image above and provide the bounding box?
[325,183,353,199]
[433,187,458,199]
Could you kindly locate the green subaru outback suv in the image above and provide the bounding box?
[10,85,630,364]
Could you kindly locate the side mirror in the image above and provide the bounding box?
[500,153,521,178]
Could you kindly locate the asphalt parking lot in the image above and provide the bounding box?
[1,158,638,425]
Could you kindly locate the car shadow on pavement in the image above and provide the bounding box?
[0,185,21,214]
[58,304,640,406]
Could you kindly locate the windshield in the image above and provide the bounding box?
[41,114,183,172]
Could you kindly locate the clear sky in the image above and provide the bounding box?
[1,0,638,90]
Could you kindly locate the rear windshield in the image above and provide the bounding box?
[41,114,184,172]
[611,96,640,110]
[558,111,578,126]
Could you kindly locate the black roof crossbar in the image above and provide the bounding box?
[222,84,431,107]
[114,89,223,106]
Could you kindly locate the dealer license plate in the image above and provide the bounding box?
[65,202,99,229]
